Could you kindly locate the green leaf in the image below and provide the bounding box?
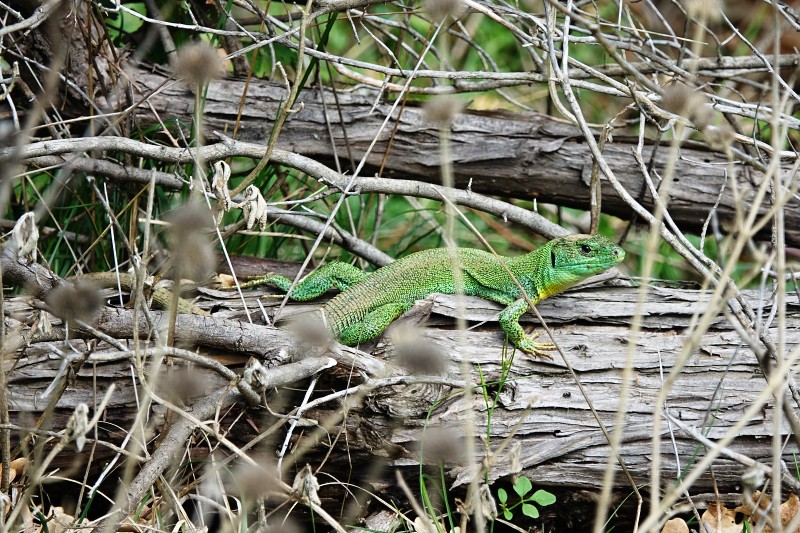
[503,509,513,520]
[522,503,539,519]
[497,488,508,504]
[106,3,145,34]
[513,476,532,497]
[530,489,556,507]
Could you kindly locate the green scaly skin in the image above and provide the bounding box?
[247,234,624,354]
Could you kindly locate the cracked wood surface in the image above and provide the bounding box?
[199,280,800,494]
[114,65,800,246]
[3,246,798,497]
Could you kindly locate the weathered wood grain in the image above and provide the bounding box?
[189,280,800,496]
[118,65,800,246]
[3,258,798,502]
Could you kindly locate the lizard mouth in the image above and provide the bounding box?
[569,248,625,273]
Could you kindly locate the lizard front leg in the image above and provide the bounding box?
[498,298,556,357]
[240,262,369,301]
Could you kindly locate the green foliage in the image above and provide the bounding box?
[794,453,800,481]
[105,2,146,41]
[496,476,556,521]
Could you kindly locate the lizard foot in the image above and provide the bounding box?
[516,332,556,359]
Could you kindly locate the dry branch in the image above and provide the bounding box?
[2,218,799,526]
[105,65,800,246]
[4,0,800,528]
[4,270,800,507]
[7,23,799,245]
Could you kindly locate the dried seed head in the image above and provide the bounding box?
[689,103,715,131]
[0,120,14,147]
[45,281,102,324]
[230,455,282,497]
[423,94,464,127]
[661,83,699,115]
[415,425,465,464]
[704,123,736,150]
[159,367,209,405]
[389,325,445,375]
[661,82,713,128]
[166,204,215,282]
[172,42,225,87]
[290,312,334,346]
[424,0,466,21]
[687,0,723,23]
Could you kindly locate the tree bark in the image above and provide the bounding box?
[4,251,799,502]
[7,10,799,245]
[111,64,800,246]
[4,2,800,526]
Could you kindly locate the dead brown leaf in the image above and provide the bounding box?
[661,517,689,533]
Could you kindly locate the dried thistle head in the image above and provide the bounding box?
[172,42,225,87]
[229,454,283,498]
[423,94,464,127]
[424,0,466,21]
[45,281,102,325]
[389,325,446,375]
[661,82,713,129]
[165,203,215,282]
[703,123,736,151]
[687,0,723,24]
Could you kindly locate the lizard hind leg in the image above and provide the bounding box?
[498,298,557,358]
[337,302,411,346]
[241,262,369,301]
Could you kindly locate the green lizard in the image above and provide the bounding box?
[244,234,624,354]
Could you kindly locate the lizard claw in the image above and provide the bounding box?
[516,331,556,360]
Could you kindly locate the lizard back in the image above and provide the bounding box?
[320,247,516,335]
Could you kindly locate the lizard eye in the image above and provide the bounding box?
[580,244,592,255]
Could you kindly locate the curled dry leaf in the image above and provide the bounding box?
[702,501,741,533]
[660,517,688,533]
[211,160,234,212]
[412,516,437,533]
[0,457,29,483]
[213,273,237,288]
[10,212,38,265]
[780,493,800,532]
[736,490,771,518]
[47,506,75,533]
[292,464,320,506]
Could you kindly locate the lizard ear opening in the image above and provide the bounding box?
[550,249,556,268]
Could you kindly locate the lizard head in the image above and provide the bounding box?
[547,233,625,285]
